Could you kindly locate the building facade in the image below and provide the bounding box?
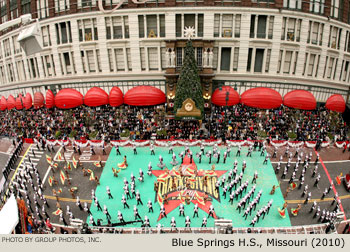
[0,0,349,105]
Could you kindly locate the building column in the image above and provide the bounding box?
[217,46,222,73]
[254,15,258,38]
[262,48,268,73]
[251,48,256,72]
[123,47,128,72]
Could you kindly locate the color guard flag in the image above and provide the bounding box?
[60,170,66,185]
[57,152,63,161]
[57,188,63,194]
[87,169,93,174]
[53,163,58,168]
[290,182,297,190]
[89,172,95,181]
[52,208,62,216]
[94,161,101,168]
[46,155,52,164]
[67,161,72,171]
[48,176,53,187]
[72,156,78,169]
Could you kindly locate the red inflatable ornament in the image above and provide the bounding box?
[24,93,32,110]
[124,86,166,106]
[241,87,282,109]
[34,92,45,109]
[0,96,7,111]
[326,94,346,113]
[55,88,83,109]
[109,87,124,107]
[15,94,24,110]
[211,86,240,106]
[45,89,55,108]
[84,87,109,107]
[283,90,316,110]
[7,95,15,110]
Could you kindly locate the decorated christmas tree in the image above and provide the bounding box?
[174,30,204,117]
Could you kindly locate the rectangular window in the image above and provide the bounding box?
[126,48,132,71]
[161,47,167,70]
[303,53,308,76]
[140,48,146,70]
[176,14,182,37]
[247,48,253,72]
[214,14,220,37]
[265,49,271,73]
[277,50,283,74]
[148,47,158,70]
[124,16,130,39]
[250,15,256,38]
[257,16,267,39]
[115,48,125,71]
[41,25,51,47]
[196,47,203,67]
[284,51,292,74]
[310,0,325,14]
[283,0,302,9]
[112,17,123,39]
[160,15,165,37]
[198,14,204,37]
[55,0,70,12]
[108,49,114,72]
[292,52,298,74]
[268,16,274,39]
[176,47,183,68]
[233,47,239,71]
[78,18,98,42]
[21,0,31,14]
[63,52,71,74]
[222,14,233,38]
[138,16,145,38]
[220,47,231,71]
[281,17,286,40]
[86,50,95,72]
[254,49,264,72]
[235,14,241,38]
[308,54,316,76]
[147,15,158,37]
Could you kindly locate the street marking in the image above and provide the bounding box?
[315,148,347,221]
[43,195,92,203]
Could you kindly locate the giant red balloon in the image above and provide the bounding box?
[24,93,32,110]
[55,88,83,109]
[283,90,316,110]
[7,95,15,110]
[34,92,45,109]
[124,86,166,106]
[211,86,240,106]
[241,87,282,109]
[0,96,7,111]
[45,89,55,108]
[109,87,124,107]
[15,94,24,110]
[326,94,346,113]
[84,87,109,107]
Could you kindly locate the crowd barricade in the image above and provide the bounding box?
[22,138,350,149]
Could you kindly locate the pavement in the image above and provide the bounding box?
[0,140,349,231]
